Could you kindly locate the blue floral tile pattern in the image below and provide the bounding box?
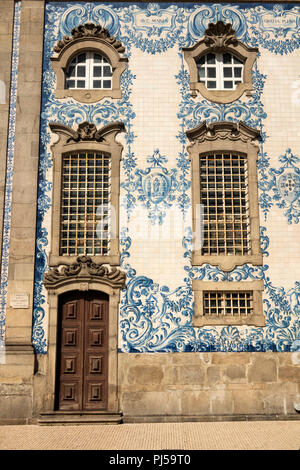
[1,2,297,353]
[0,2,21,347]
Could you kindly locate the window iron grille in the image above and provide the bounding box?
[200,152,251,256]
[203,291,253,316]
[60,152,111,256]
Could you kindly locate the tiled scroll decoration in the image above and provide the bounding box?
[29,2,300,353]
[0,2,21,348]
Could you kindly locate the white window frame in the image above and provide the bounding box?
[66,51,113,90]
[196,52,244,91]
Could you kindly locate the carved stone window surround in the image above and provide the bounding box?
[183,21,258,104]
[51,24,128,103]
[49,121,125,267]
[192,280,265,327]
[186,121,263,272]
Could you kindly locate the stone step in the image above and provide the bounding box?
[38,411,122,425]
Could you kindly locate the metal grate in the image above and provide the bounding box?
[200,153,251,255]
[203,291,253,316]
[60,152,111,256]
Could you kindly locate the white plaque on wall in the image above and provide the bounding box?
[10,293,29,309]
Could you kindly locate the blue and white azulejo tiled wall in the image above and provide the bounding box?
[15,2,300,353]
[0,1,21,350]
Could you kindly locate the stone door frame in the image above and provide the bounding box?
[36,257,126,415]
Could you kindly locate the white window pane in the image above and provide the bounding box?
[77,53,86,63]
[66,79,75,89]
[223,53,232,64]
[207,52,215,64]
[94,53,102,63]
[223,68,232,78]
[77,66,86,77]
[66,66,75,78]
[207,81,216,89]
[103,80,112,89]
[93,80,102,88]
[207,67,216,78]
[103,66,112,77]
[197,67,205,80]
[224,81,233,89]
[93,66,102,77]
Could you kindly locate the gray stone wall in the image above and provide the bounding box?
[0,0,15,262]
[0,0,44,424]
[119,352,300,421]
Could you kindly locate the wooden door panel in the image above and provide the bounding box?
[56,292,109,411]
[63,329,78,347]
[88,328,104,347]
[61,382,78,403]
[84,381,106,407]
[88,355,103,374]
[88,301,104,321]
[64,301,79,320]
[57,297,83,410]
[83,297,108,410]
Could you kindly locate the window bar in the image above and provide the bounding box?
[203,291,254,317]
[67,156,71,255]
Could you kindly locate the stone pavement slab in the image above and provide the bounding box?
[0,420,300,450]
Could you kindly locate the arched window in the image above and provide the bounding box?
[183,21,258,103]
[196,52,244,91]
[65,51,113,90]
[51,23,127,103]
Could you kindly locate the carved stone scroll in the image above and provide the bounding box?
[44,256,126,290]
[53,23,125,54]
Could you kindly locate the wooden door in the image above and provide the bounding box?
[56,291,109,411]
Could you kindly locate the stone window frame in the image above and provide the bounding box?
[192,279,265,327]
[49,120,125,267]
[51,23,128,104]
[182,21,258,104]
[186,120,263,272]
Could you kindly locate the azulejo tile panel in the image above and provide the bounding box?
[23,2,300,353]
[0,1,21,348]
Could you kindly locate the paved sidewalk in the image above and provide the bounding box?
[0,420,300,450]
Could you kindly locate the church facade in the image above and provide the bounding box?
[0,0,300,424]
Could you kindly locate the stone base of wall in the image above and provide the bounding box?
[1,350,300,423]
[118,352,300,421]
[0,343,35,424]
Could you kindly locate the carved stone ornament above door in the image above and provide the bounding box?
[44,256,126,290]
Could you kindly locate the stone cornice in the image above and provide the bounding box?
[186,121,261,144]
[49,121,126,144]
